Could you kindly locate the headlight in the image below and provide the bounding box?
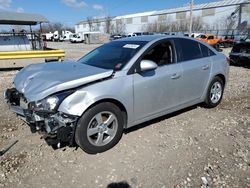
[29,90,74,113]
[29,96,59,112]
[37,96,59,112]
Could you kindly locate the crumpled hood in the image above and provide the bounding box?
[14,61,113,102]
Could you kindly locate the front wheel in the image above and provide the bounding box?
[75,102,124,154]
[204,77,224,108]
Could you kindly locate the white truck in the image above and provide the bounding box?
[43,32,54,41]
[61,30,74,41]
[43,31,59,41]
[69,34,84,43]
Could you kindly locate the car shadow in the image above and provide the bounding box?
[0,67,22,72]
[107,181,131,188]
[124,104,198,134]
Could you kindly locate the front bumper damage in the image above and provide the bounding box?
[4,88,78,149]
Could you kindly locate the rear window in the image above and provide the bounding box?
[176,38,203,61]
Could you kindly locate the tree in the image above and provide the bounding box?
[111,19,125,34]
[87,17,93,32]
[40,22,74,34]
[105,16,112,34]
[63,26,75,33]
[51,22,64,33]
[142,16,204,33]
[220,15,237,32]
[142,17,171,33]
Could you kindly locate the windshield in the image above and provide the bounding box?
[78,41,147,70]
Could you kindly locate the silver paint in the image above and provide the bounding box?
[11,36,229,130]
[14,61,113,102]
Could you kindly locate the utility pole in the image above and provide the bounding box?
[189,0,194,36]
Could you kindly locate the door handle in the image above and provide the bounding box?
[202,65,210,70]
[171,73,181,79]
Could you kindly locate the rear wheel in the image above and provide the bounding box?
[204,77,224,108]
[75,102,124,154]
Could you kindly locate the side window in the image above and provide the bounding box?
[142,41,174,66]
[178,38,202,61]
[199,43,209,57]
[199,43,216,57]
[208,48,216,56]
[208,36,214,40]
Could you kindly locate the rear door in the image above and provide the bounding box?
[174,38,212,104]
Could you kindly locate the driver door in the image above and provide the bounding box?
[132,40,183,122]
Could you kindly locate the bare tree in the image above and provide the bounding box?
[63,26,75,33]
[92,18,101,32]
[41,22,64,33]
[111,19,125,34]
[87,17,93,32]
[142,21,157,32]
[220,16,237,32]
[142,18,171,33]
[52,22,64,33]
[192,16,203,31]
[104,16,112,34]
[143,16,204,33]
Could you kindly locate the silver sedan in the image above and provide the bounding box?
[4,36,229,153]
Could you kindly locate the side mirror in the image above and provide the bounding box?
[140,60,158,72]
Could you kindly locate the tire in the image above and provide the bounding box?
[75,102,124,154]
[204,77,224,108]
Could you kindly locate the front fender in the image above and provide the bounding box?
[57,75,134,124]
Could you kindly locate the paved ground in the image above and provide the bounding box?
[0,42,249,188]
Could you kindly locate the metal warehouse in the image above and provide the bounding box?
[75,0,250,34]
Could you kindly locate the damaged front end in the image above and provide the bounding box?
[4,88,79,149]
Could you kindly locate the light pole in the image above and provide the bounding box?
[189,0,194,36]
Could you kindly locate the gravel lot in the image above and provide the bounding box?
[0,42,249,188]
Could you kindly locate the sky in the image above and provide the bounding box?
[0,0,219,26]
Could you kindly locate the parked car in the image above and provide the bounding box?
[110,34,123,40]
[190,33,204,38]
[196,34,221,49]
[126,33,137,37]
[126,32,149,37]
[219,35,235,48]
[4,36,229,154]
[229,35,250,65]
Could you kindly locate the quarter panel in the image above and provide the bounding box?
[200,53,229,100]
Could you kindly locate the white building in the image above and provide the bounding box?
[75,0,250,34]
[75,18,108,35]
